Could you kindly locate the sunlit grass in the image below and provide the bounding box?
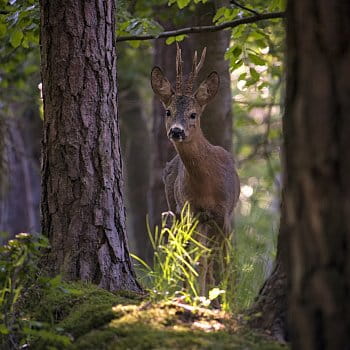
[132,203,211,304]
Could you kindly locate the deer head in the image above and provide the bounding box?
[151,44,219,143]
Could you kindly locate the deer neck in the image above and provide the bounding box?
[174,130,212,178]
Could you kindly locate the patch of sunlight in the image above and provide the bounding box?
[241,185,253,198]
[242,263,254,273]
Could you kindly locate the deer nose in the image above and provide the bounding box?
[169,127,185,140]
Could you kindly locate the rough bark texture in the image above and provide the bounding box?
[40,0,140,292]
[0,108,41,241]
[119,88,151,264]
[149,0,234,228]
[284,1,350,349]
[248,206,287,341]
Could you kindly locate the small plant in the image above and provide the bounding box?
[132,203,212,303]
[132,203,239,310]
[0,233,71,350]
[0,233,46,348]
[217,233,237,312]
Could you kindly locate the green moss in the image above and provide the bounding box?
[23,282,287,350]
[28,282,140,323]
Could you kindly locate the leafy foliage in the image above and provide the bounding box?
[232,51,283,308]
[0,1,40,106]
[168,0,209,10]
[0,0,39,49]
[0,233,72,349]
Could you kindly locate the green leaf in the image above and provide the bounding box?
[230,59,243,72]
[232,46,242,58]
[249,67,260,80]
[248,53,266,66]
[165,36,176,45]
[209,288,225,301]
[175,34,187,42]
[0,23,6,38]
[238,72,247,81]
[48,274,62,288]
[0,324,9,335]
[22,38,29,48]
[176,0,191,9]
[10,30,23,48]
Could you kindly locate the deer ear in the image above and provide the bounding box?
[194,72,219,106]
[151,67,174,106]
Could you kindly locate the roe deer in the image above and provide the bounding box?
[151,44,240,297]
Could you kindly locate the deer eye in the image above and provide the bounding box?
[166,110,171,117]
[190,113,196,119]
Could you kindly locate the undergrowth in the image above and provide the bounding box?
[0,233,72,349]
[0,231,287,349]
[132,203,239,311]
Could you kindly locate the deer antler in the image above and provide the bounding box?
[185,47,207,95]
[175,43,183,94]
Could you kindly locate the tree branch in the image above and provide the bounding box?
[230,0,260,16]
[116,11,285,42]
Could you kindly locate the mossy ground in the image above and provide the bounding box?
[23,282,288,350]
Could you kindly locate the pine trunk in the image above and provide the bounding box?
[0,108,41,241]
[248,205,287,341]
[285,1,350,349]
[40,0,140,292]
[119,88,151,264]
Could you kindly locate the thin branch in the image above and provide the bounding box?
[116,11,285,42]
[233,99,282,107]
[230,0,260,16]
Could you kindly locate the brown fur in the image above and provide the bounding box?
[151,48,240,296]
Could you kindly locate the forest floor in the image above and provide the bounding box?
[22,282,288,350]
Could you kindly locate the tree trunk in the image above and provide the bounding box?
[40,0,140,292]
[284,1,350,349]
[148,0,233,229]
[119,87,151,265]
[0,107,41,241]
[248,203,287,341]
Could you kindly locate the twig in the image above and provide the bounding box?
[116,11,285,42]
[230,0,260,16]
[233,100,282,107]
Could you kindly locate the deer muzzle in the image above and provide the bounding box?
[168,127,186,142]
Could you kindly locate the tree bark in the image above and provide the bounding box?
[0,107,41,241]
[248,204,287,341]
[284,1,350,349]
[148,0,234,229]
[40,0,140,292]
[119,87,151,265]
